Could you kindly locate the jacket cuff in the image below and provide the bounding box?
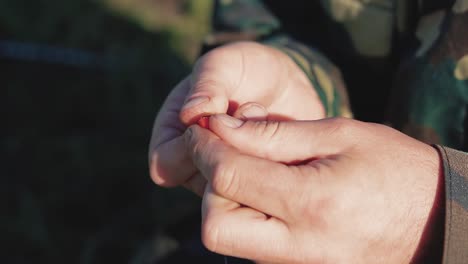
[434,145,468,264]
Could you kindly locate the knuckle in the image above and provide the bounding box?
[263,121,284,159]
[298,193,332,228]
[328,117,348,134]
[190,138,203,162]
[201,216,221,253]
[184,128,194,148]
[190,132,212,166]
[327,117,357,139]
[247,120,282,159]
[294,167,332,226]
[263,120,282,140]
[296,184,315,219]
[211,159,239,197]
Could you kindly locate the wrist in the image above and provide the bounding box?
[411,146,445,263]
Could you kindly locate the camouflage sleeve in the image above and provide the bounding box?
[434,145,468,263]
[386,1,468,261]
[201,0,352,118]
[387,1,468,150]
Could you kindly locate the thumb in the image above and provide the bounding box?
[179,51,237,125]
[178,79,230,125]
[208,114,352,163]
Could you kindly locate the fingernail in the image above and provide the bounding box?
[215,115,244,128]
[182,96,209,111]
[240,104,267,119]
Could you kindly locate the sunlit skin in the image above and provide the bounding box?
[149,41,325,196]
[185,115,444,264]
[149,41,445,263]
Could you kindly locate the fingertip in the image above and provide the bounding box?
[150,174,167,186]
[179,96,208,123]
[179,95,229,125]
[149,161,177,187]
[149,136,197,188]
[148,154,162,185]
[149,151,180,187]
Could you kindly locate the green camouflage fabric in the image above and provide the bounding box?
[388,1,468,150]
[202,0,468,262]
[202,0,352,118]
[203,0,468,149]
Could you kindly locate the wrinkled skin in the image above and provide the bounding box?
[186,115,444,264]
[149,41,325,196]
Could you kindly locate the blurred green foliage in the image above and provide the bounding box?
[101,0,212,62]
[1,0,211,263]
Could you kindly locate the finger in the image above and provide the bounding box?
[179,51,236,125]
[182,172,206,197]
[149,77,199,187]
[202,185,293,263]
[179,42,285,124]
[185,125,307,219]
[150,134,198,187]
[208,114,355,163]
[150,77,190,147]
[232,102,268,121]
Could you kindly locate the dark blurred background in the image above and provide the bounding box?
[2,0,220,263]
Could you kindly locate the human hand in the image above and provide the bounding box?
[186,115,445,263]
[149,41,325,196]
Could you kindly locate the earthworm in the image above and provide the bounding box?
[197,116,210,129]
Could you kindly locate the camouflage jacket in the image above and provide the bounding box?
[202,0,468,262]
